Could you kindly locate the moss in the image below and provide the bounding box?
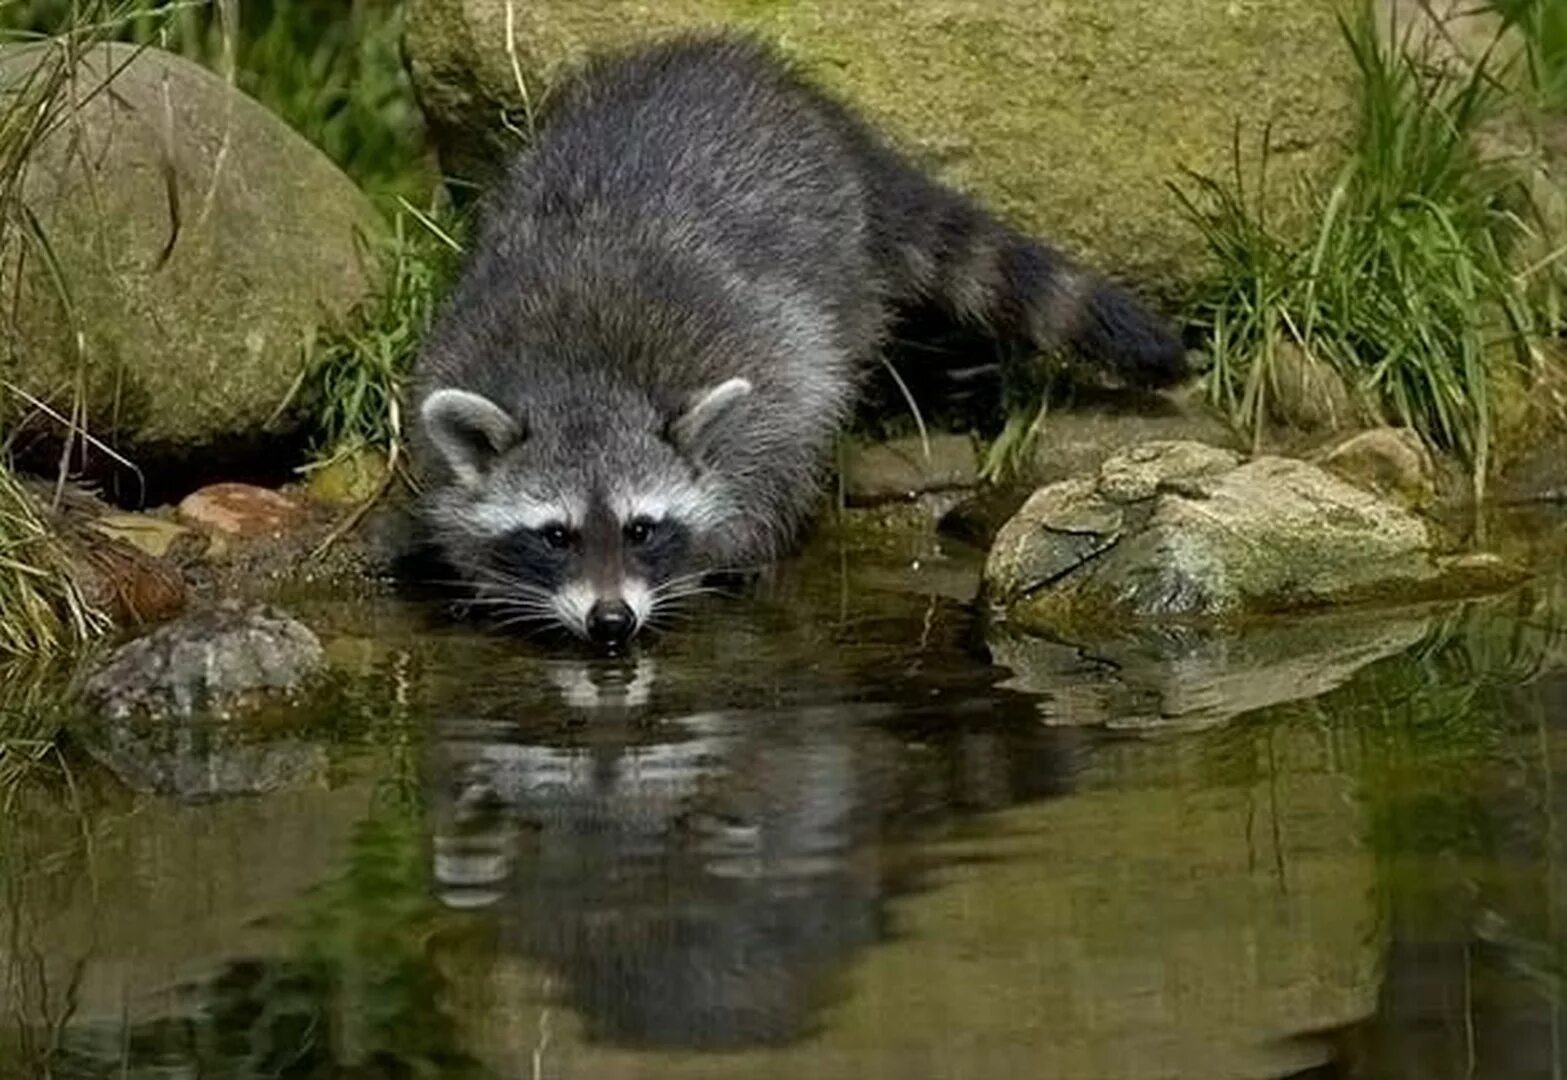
[406,0,1352,292]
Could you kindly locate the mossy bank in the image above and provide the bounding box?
[404,0,1352,294]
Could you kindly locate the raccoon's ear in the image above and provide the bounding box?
[667,377,752,458]
[421,388,524,485]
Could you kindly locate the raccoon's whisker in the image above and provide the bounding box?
[650,572,708,593]
[650,574,729,597]
[652,586,725,604]
[492,608,560,632]
[471,575,556,599]
[463,594,555,609]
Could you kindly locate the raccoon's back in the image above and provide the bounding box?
[483,35,883,356]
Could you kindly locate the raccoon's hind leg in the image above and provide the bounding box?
[864,153,1187,388]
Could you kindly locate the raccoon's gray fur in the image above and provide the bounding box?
[412,33,1186,647]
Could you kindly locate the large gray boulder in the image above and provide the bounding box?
[985,441,1526,631]
[403,0,1350,292]
[1,43,381,456]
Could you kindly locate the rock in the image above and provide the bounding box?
[304,446,391,506]
[178,483,307,538]
[1318,427,1437,511]
[1096,440,1240,504]
[87,513,202,559]
[1023,385,1242,489]
[64,526,186,627]
[841,434,978,505]
[403,0,1349,291]
[937,486,1033,549]
[1262,342,1361,434]
[986,441,1527,630]
[83,603,324,720]
[1,43,381,457]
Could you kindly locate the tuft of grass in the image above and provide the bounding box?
[0,463,107,656]
[1175,2,1564,498]
[284,200,464,482]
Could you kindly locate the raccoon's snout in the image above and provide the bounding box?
[587,599,636,647]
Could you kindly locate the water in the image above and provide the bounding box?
[3,509,1566,1079]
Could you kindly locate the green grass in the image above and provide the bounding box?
[0,465,107,656]
[285,199,464,480]
[1,0,432,204]
[1174,3,1564,498]
[1488,0,1567,112]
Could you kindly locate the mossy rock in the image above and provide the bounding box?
[1,44,383,456]
[985,441,1528,631]
[404,0,1352,292]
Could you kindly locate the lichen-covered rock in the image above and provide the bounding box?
[1095,440,1240,504]
[403,0,1350,291]
[84,603,324,720]
[1,43,381,456]
[986,441,1527,630]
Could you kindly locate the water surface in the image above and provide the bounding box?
[4,510,1566,1079]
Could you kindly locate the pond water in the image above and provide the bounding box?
[3,508,1566,1079]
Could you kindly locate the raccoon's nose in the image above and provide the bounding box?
[587,599,636,647]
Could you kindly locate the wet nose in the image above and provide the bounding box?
[587,599,635,647]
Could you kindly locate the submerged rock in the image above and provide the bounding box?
[80,720,330,801]
[985,441,1526,631]
[402,0,1348,292]
[1,43,380,458]
[84,603,323,720]
[841,434,979,506]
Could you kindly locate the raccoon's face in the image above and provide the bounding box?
[419,378,750,648]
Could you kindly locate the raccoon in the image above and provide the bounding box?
[412,33,1186,648]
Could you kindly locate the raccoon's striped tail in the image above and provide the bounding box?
[867,158,1188,387]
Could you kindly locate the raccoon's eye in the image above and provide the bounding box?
[624,516,658,547]
[540,523,573,550]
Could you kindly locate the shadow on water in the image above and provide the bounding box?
[1,509,1566,1077]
